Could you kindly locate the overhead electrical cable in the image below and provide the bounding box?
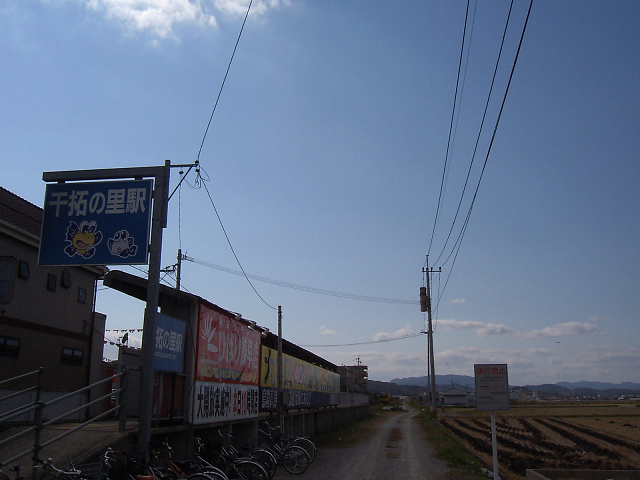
[183,255,419,305]
[201,180,276,310]
[299,331,426,348]
[195,0,253,163]
[427,0,471,260]
[436,0,534,308]
[433,0,515,267]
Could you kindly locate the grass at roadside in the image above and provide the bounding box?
[416,408,486,479]
[313,404,398,448]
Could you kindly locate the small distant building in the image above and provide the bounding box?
[338,364,368,394]
[441,387,474,405]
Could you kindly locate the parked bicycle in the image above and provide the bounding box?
[148,441,228,480]
[259,422,316,464]
[256,426,309,475]
[33,458,94,480]
[102,447,220,480]
[205,435,275,480]
[0,464,23,480]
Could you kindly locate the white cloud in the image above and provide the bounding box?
[79,0,287,41]
[450,298,466,304]
[84,0,217,40]
[319,325,337,337]
[437,319,516,337]
[373,324,414,342]
[437,319,484,330]
[214,0,289,16]
[528,348,550,355]
[477,323,516,337]
[524,322,599,339]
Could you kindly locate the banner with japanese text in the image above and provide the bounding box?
[39,179,153,266]
[192,381,259,424]
[154,313,185,373]
[195,301,260,385]
[259,345,340,411]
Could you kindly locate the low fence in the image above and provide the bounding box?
[0,368,129,476]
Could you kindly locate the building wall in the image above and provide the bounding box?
[0,217,104,395]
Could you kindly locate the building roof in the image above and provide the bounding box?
[0,186,43,237]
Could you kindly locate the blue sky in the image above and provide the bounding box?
[2,0,639,385]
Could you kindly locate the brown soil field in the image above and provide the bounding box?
[439,402,640,480]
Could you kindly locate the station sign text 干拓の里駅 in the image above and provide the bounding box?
[39,180,153,266]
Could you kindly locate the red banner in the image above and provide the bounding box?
[195,302,260,385]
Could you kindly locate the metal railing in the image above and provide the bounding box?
[0,368,128,477]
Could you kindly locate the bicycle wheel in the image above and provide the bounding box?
[187,472,227,480]
[37,474,61,480]
[290,438,315,464]
[281,446,309,475]
[248,450,276,480]
[233,461,267,480]
[194,469,228,480]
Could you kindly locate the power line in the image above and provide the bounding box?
[200,181,276,310]
[436,0,534,308]
[433,0,515,267]
[196,0,253,163]
[300,331,426,348]
[182,255,419,305]
[427,0,471,259]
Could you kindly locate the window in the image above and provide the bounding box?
[18,260,30,279]
[61,271,71,288]
[78,287,87,304]
[0,336,20,357]
[61,347,83,365]
[0,256,16,304]
[47,273,57,292]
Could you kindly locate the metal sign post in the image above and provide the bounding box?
[42,161,171,458]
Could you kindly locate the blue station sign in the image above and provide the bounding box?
[38,179,153,266]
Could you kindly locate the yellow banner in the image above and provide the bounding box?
[260,346,339,393]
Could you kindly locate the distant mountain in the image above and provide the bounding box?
[378,376,640,397]
[557,381,640,391]
[390,374,475,389]
[523,384,571,395]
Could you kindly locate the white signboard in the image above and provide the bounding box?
[474,363,509,411]
[192,380,259,425]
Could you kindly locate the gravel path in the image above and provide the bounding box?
[274,407,475,480]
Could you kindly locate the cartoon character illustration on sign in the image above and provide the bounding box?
[107,230,138,258]
[64,220,102,259]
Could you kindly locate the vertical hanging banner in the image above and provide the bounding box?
[193,301,260,424]
[154,314,185,373]
[38,179,153,266]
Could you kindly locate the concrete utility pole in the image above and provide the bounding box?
[277,306,284,429]
[420,258,438,424]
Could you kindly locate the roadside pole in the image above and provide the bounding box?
[420,258,439,424]
[277,306,284,429]
[138,160,170,458]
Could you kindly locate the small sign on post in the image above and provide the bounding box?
[474,363,509,480]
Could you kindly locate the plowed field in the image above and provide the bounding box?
[439,403,640,480]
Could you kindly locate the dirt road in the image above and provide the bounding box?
[274,407,475,480]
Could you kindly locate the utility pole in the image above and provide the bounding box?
[277,306,284,429]
[176,248,182,290]
[420,257,439,424]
